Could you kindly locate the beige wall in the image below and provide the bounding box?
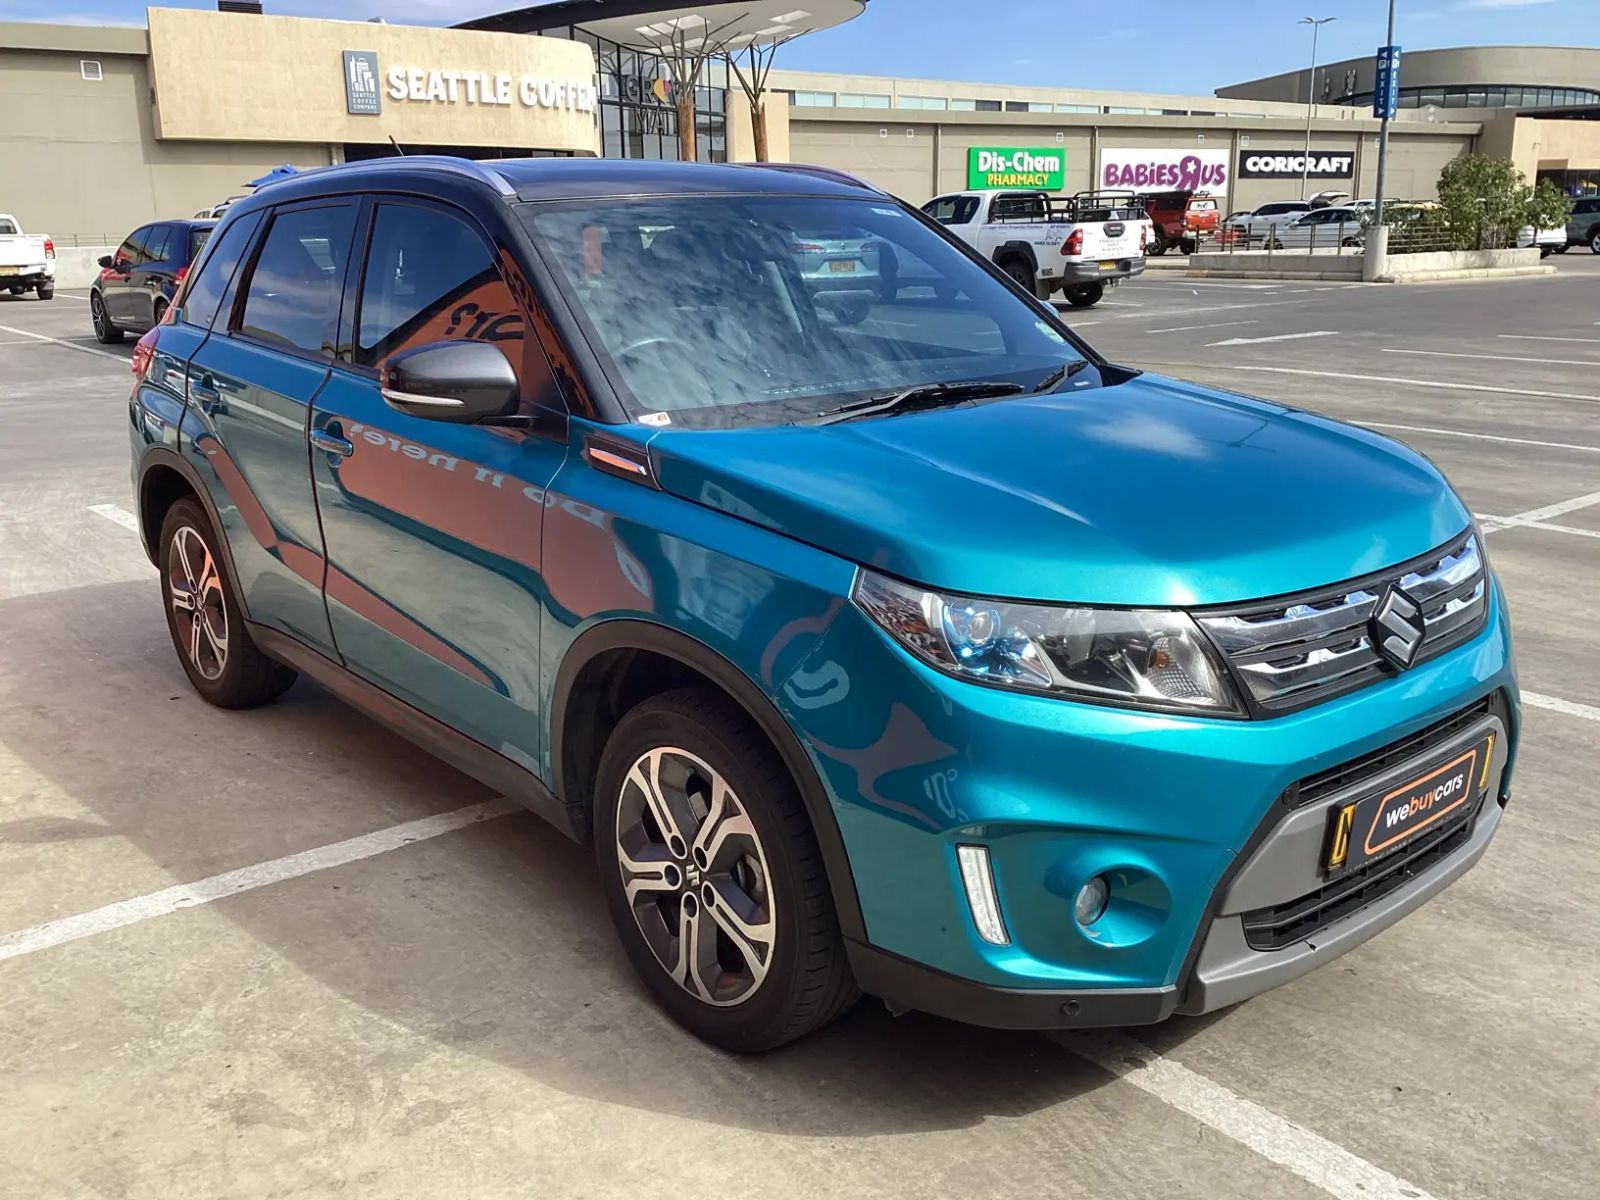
[1480,114,1600,180]
[147,8,598,153]
[0,45,331,241]
[727,90,790,163]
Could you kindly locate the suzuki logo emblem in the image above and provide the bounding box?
[1371,585,1425,670]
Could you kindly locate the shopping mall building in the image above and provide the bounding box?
[3,2,1597,276]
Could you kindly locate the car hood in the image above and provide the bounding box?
[648,374,1471,607]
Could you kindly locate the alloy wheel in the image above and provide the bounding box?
[91,295,108,339]
[168,525,228,681]
[614,746,775,1007]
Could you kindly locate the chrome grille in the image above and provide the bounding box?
[1196,533,1487,712]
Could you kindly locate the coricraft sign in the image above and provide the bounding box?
[343,51,599,116]
[1099,147,1229,196]
[1238,149,1356,179]
[968,147,1066,191]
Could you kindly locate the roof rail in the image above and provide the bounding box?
[285,155,518,197]
[741,162,888,196]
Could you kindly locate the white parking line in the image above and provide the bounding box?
[1477,517,1600,541]
[88,503,139,532]
[1365,422,1600,455]
[0,322,125,363]
[1382,348,1600,368]
[0,799,518,964]
[1478,490,1600,532]
[1521,692,1600,722]
[1222,365,1600,405]
[1499,334,1600,345]
[1145,320,1260,334]
[1207,331,1340,347]
[1066,1031,1445,1200]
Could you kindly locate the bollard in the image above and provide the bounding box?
[1363,223,1389,282]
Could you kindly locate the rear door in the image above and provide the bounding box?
[182,198,360,655]
[308,195,568,762]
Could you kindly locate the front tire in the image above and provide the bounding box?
[158,499,297,708]
[1064,281,1105,308]
[1590,229,1600,255]
[91,292,123,344]
[594,689,857,1052]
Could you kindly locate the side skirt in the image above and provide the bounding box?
[249,622,583,842]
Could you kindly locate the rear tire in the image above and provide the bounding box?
[1000,255,1036,296]
[91,292,123,344]
[152,298,168,325]
[158,499,297,709]
[1148,230,1168,256]
[7,286,23,296]
[594,688,857,1053]
[1064,281,1105,308]
[36,285,53,300]
[1554,243,1569,254]
[1589,229,1600,254]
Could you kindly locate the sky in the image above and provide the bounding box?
[2,0,1595,96]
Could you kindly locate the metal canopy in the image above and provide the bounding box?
[460,1,868,50]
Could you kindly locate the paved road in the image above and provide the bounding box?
[1,266,1597,1200]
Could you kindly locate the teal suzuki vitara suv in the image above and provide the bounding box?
[128,157,1517,1051]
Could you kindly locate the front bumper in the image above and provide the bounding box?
[783,580,1517,1030]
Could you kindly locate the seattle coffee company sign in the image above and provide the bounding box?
[343,49,599,116]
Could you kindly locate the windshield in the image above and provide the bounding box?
[520,194,1093,429]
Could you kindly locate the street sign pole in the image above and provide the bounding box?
[1365,0,1399,282]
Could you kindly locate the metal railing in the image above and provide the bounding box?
[1203,218,1367,256]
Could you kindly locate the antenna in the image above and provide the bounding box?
[388,135,406,156]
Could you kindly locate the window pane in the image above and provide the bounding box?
[237,203,356,358]
[144,225,173,263]
[181,211,261,331]
[948,98,977,111]
[1004,101,1029,113]
[355,204,525,385]
[975,99,1001,112]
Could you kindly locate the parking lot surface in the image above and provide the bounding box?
[3,260,1598,1199]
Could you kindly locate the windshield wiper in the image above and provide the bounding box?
[1031,358,1092,394]
[804,380,1025,426]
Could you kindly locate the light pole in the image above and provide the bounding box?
[1367,0,1397,281]
[1300,16,1335,200]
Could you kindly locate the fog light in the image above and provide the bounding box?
[1074,876,1110,927]
[956,845,1009,945]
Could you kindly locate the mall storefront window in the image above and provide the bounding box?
[538,24,727,162]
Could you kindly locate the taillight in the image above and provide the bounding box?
[1140,224,1149,250]
[43,237,56,260]
[175,265,189,284]
[1062,229,1084,256]
[789,242,825,253]
[131,329,158,379]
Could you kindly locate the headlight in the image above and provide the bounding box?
[852,569,1243,715]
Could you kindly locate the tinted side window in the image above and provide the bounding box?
[145,225,173,263]
[189,227,213,262]
[237,204,357,358]
[117,226,150,265]
[181,211,261,331]
[354,203,527,379]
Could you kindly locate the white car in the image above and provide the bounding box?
[1271,206,1366,249]
[0,213,56,300]
[922,188,1148,308]
[1228,200,1313,243]
[1516,223,1566,257]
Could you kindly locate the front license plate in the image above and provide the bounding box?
[1098,259,1117,270]
[1324,733,1493,876]
[828,260,857,273]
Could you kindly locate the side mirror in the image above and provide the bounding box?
[98,255,115,269]
[380,340,520,424]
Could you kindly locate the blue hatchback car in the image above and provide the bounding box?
[127,157,1518,1051]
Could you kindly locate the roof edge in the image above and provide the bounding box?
[0,20,149,56]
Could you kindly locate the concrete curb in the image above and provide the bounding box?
[1184,265,1556,283]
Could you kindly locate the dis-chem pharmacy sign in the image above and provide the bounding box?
[967,147,1066,191]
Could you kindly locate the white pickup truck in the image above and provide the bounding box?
[0,214,56,300]
[920,189,1148,308]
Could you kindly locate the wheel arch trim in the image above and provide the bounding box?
[136,447,252,623]
[550,618,867,942]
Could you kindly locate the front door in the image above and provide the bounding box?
[310,198,568,765]
[184,198,360,657]
[103,225,150,324]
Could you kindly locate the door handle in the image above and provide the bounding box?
[189,374,222,415]
[310,424,355,459]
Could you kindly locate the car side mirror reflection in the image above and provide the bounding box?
[379,339,520,425]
